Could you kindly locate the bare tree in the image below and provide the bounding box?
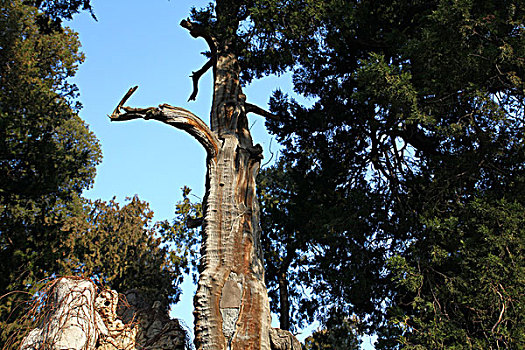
[109,5,297,349]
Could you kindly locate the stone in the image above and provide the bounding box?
[20,277,101,350]
[269,328,302,350]
[20,278,189,350]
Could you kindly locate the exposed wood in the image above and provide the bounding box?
[109,52,273,349]
[191,48,272,349]
[110,85,138,117]
[110,91,219,158]
[109,13,298,350]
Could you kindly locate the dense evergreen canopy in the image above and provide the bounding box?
[253,0,524,348]
[0,1,182,345]
[163,0,524,347]
[0,1,100,336]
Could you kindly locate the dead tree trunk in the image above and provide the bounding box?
[193,53,271,349]
[110,18,281,350]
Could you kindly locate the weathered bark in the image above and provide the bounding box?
[193,49,272,350]
[110,37,273,350]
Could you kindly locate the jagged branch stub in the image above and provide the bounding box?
[110,86,219,158]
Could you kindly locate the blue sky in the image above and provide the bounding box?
[68,1,375,348]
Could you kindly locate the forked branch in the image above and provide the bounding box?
[110,87,219,157]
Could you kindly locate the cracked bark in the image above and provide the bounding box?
[110,44,272,350]
[109,12,302,348]
[192,50,272,350]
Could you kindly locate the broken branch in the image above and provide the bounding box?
[189,59,214,102]
[180,19,218,54]
[246,103,280,121]
[110,86,138,117]
[110,87,219,157]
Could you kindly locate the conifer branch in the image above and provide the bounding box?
[180,19,218,54]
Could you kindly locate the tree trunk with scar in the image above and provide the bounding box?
[109,16,297,350]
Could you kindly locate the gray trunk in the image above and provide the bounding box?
[109,51,272,350]
[108,16,303,345]
[193,52,271,350]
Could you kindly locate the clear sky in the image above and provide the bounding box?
[68,1,374,348]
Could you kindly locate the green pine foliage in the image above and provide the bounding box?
[304,315,360,350]
[60,196,183,308]
[159,186,203,285]
[233,0,525,347]
[0,1,184,346]
[383,199,524,349]
[258,162,310,331]
[0,0,102,340]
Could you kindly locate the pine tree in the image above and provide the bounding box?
[0,0,101,341]
[0,2,188,346]
[255,0,524,347]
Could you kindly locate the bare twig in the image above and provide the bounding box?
[262,138,276,168]
[246,102,280,120]
[189,59,214,101]
[491,287,507,333]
